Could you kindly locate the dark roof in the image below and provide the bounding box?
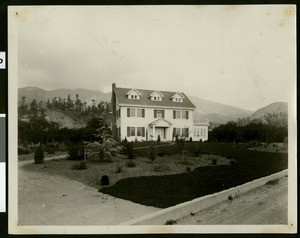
[114,87,196,109]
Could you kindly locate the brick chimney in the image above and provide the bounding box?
[111,83,117,139]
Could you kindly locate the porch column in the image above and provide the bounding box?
[152,126,156,141]
[170,126,173,141]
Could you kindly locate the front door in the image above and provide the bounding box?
[155,128,165,140]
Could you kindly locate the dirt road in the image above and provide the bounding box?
[18,160,160,225]
[177,177,288,225]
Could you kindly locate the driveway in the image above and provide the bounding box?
[18,158,160,225]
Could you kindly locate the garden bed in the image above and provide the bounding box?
[100,143,288,208]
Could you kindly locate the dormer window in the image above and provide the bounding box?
[149,90,164,101]
[126,89,141,100]
[170,92,185,103]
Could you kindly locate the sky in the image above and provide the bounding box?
[13,5,296,111]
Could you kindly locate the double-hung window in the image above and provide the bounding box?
[173,110,180,119]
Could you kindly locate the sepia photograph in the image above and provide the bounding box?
[8,5,296,234]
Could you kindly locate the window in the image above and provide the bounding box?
[182,111,189,119]
[127,108,136,117]
[137,109,143,117]
[137,127,145,137]
[173,110,180,119]
[182,128,189,137]
[154,109,164,118]
[130,127,135,136]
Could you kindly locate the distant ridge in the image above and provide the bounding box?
[250,102,288,120]
[20,86,281,125]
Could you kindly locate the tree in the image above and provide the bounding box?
[85,125,124,162]
[176,137,185,161]
[19,96,28,115]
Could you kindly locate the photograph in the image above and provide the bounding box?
[8,5,297,234]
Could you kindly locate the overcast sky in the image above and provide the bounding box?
[14,5,295,111]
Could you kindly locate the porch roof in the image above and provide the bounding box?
[149,118,173,127]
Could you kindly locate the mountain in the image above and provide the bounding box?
[18,86,111,106]
[19,86,254,124]
[250,102,288,120]
[189,96,253,124]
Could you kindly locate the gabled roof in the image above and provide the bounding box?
[170,92,185,99]
[113,87,196,109]
[148,90,164,98]
[149,118,173,127]
[126,88,142,96]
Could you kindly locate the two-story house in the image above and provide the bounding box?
[111,83,209,142]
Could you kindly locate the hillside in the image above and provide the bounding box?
[250,102,288,120]
[190,96,253,124]
[19,86,254,125]
[18,86,111,106]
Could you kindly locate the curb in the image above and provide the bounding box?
[120,169,288,225]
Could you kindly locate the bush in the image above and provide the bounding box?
[158,152,164,157]
[211,159,217,166]
[72,161,87,170]
[157,135,161,143]
[165,219,177,225]
[186,166,191,172]
[34,146,44,164]
[148,145,156,163]
[101,175,109,186]
[67,144,84,160]
[126,161,136,168]
[189,137,193,142]
[18,146,31,155]
[115,164,122,173]
[265,178,280,186]
[47,147,56,154]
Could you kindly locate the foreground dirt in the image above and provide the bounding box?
[18,160,160,225]
[177,177,288,225]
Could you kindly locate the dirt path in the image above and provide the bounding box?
[18,160,160,225]
[177,177,288,225]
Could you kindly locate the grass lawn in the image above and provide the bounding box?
[21,152,230,190]
[100,143,288,208]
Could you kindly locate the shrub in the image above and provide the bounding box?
[101,175,109,186]
[157,135,161,143]
[47,147,56,154]
[265,178,280,186]
[158,152,164,157]
[67,144,84,160]
[18,146,31,155]
[211,159,217,166]
[186,166,191,172]
[127,142,134,160]
[230,159,238,165]
[148,145,156,163]
[72,161,87,170]
[126,161,136,168]
[34,146,44,164]
[189,137,193,142]
[165,219,177,225]
[115,164,122,173]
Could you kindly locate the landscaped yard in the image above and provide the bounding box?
[20,142,288,208]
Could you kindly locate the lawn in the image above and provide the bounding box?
[100,143,288,208]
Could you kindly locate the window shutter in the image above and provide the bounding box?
[173,110,176,119]
[154,109,157,118]
[127,127,130,137]
[173,127,176,136]
[142,109,145,118]
[133,127,135,136]
[142,127,145,137]
[127,108,130,117]
[186,111,189,119]
[162,110,165,118]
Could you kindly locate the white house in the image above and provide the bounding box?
[111,83,209,142]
